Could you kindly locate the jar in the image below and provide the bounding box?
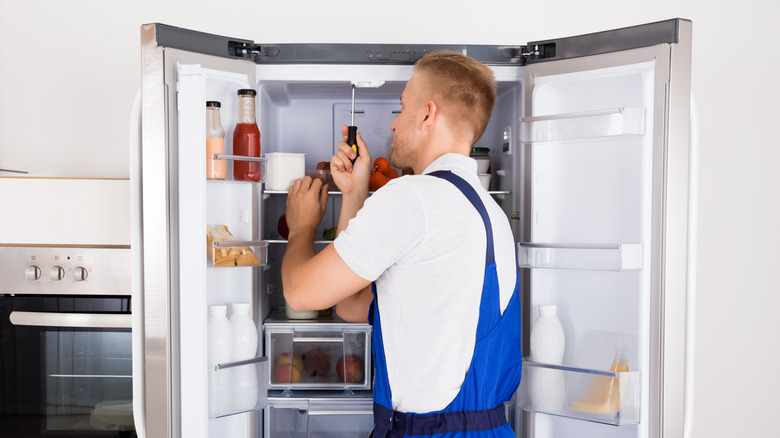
[470,147,491,174]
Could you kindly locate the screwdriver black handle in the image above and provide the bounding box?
[347,125,358,164]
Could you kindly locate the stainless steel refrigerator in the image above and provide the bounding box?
[131,17,693,438]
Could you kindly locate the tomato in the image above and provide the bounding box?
[373,157,391,174]
[369,157,397,191]
[369,172,390,191]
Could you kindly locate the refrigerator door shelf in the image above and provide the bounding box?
[519,108,646,143]
[209,240,269,268]
[210,356,269,419]
[211,155,267,184]
[516,359,640,426]
[517,242,643,270]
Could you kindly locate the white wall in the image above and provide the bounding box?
[2,0,778,436]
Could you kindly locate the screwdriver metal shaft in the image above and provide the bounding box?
[347,84,358,164]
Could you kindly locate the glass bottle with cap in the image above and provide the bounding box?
[206,101,226,180]
[233,89,261,181]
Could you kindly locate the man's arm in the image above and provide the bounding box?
[281,127,373,321]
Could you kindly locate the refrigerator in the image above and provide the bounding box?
[130,17,693,438]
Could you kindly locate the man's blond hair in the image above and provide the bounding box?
[413,51,497,145]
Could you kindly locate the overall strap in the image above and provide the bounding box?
[428,170,494,265]
[428,170,500,341]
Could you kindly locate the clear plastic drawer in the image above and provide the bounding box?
[265,322,371,391]
[265,395,373,438]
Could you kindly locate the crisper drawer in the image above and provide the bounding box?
[264,321,371,391]
[265,395,374,438]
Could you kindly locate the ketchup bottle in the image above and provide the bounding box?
[233,89,261,181]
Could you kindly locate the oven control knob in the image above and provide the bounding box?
[73,266,88,281]
[26,265,41,281]
[49,266,65,281]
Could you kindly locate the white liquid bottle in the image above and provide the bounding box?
[529,304,565,412]
[230,302,259,412]
[207,305,232,417]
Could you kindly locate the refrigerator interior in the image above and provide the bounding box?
[176,59,524,437]
[514,59,658,438]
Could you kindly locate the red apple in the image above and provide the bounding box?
[302,347,331,378]
[277,214,289,239]
[276,352,303,370]
[273,363,301,383]
[274,353,303,383]
[336,355,365,383]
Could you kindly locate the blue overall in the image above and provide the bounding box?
[368,170,523,438]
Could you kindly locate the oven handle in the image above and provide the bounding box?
[9,311,132,329]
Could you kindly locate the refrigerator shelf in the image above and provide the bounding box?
[517,242,643,270]
[210,356,269,419]
[516,359,640,426]
[211,154,267,183]
[209,240,269,268]
[263,189,511,195]
[519,107,645,143]
[267,239,333,245]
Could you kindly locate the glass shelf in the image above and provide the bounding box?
[267,239,333,245]
[516,359,640,426]
[210,356,269,419]
[264,190,511,196]
[520,108,645,143]
[209,240,268,267]
[517,242,642,270]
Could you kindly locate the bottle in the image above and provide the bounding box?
[232,89,261,181]
[529,304,565,412]
[229,302,259,412]
[206,101,226,180]
[207,305,232,416]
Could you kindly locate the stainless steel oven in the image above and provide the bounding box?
[0,246,134,437]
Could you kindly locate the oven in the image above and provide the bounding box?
[0,246,134,437]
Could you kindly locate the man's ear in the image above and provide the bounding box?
[421,100,437,128]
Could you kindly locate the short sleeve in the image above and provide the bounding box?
[333,178,426,282]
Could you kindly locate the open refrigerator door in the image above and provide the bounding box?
[511,19,692,438]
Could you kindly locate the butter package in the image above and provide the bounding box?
[207,225,260,267]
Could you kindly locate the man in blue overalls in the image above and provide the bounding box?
[282,50,522,437]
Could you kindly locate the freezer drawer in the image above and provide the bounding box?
[265,395,374,438]
[265,319,372,391]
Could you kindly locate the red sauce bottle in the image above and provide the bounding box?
[233,89,261,181]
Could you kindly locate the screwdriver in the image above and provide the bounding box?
[348,84,358,164]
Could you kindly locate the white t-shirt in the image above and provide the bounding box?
[334,153,517,413]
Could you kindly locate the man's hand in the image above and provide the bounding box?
[285,176,329,240]
[331,125,371,198]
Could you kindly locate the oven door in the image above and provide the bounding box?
[0,295,135,437]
